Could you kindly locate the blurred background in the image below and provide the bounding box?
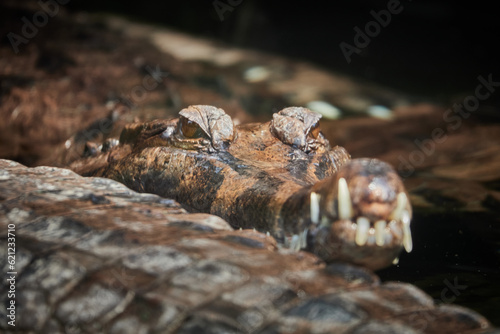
[62,0,500,103]
[2,0,499,326]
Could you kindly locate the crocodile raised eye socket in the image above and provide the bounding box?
[270,106,327,153]
[309,122,321,139]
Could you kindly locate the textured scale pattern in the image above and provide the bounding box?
[70,106,412,270]
[0,159,495,333]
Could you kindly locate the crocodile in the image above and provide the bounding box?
[0,159,498,334]
[0,159,495,333]
[69,105,412,271]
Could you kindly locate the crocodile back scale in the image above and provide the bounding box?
[70,105,413,270]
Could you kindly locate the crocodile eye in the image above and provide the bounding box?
[180,116,204,138]
[309,122,321,139]
[271,107,330,153]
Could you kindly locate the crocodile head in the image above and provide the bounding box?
[80,105,412,270]
[308,158,412,270]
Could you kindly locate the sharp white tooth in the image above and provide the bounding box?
[355,217,370,246]
[402,210,413,253]
[338,178,353,220]
[392,257,399,265]
[284,236,290,248]
[375,220,387,246]
[310,192,320,225]
[299,228,308,249]
[320,215,330,228]
[290,234,300,251]
[391,192,407,221]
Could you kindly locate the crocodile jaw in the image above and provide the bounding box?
[308,158,412,270]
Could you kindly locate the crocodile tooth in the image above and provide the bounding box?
[355,217,370,246]
[320,215,330,228]
[290,234,301,251]
[284,236,291,248]
[299,228,308,249]
[338,178,353,220]
[391,192,407,221]
[402,210,413,253]
[310,192,320,225]
[392,257,399,265]
[375,220,387,246]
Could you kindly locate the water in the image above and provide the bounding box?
[379,210,500,326]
